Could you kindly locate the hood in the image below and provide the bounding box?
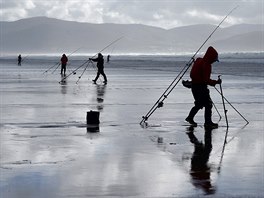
[203,46,218,64]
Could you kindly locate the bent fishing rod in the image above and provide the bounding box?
[42,47,82,74]
[59,36,123,83]
[140,6,239,125]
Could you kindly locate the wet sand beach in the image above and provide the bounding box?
[0,54,263,197]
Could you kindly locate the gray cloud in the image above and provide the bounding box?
[0,0,262,29]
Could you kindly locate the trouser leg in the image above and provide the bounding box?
[187,106,200,120]
[187,85,204,120]
[101,71,107,82]
[204,99,213,123]
[94,72,100,81]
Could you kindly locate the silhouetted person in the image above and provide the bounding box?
[18,54,22,66]
[185,46,221,129]
[187,126,216,195]
[89,53,107,84]
[107,55,111,63]
[60,54,68,75]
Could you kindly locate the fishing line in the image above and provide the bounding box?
[140,6,239,125]
[212,102,222,122]
[214,86,249,124]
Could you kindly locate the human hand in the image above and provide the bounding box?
[217,75,222,84]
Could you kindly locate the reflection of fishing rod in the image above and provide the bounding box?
[217,127,229,174]
[216,122,247,174]
[140,6,239,125]
[43,47,82,74]
[59,36,123,83]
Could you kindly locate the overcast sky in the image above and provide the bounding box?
[0,0,263,29]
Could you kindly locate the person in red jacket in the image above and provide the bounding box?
[60,54,68,75]
[185,46,221,129]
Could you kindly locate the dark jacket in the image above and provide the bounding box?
[190,46,218,86]
[91,57,104,69]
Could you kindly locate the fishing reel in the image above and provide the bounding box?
[157,101,164,108]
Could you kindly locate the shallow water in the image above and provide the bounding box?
[0,54,263,197]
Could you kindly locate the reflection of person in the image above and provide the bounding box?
[18,54,22,66]
[89,53,107,84]
[60,75,67,94]
[96,84,106,111]
[187,126,216,195]
[185,46,221,129]
[60,54,68,75]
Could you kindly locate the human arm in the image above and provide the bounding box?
[204,64,221,86]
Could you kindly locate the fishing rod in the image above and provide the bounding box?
[214,86,249,124]
[140,6,239,125]
[59,36,124,83]
[21,55,29,62]
[76,59,100,84]
[75,61,92,84]
[43,62,60,74]
[51,63,62,74]
[42,47,82,74]
[218,75,229,128]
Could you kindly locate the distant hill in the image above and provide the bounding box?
[1,16,263,55]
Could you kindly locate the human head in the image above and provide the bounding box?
[203,46,219,64]
[98,53,103,57]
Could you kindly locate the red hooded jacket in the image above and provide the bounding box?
[190,46,218,86]
[61,54,68,65]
